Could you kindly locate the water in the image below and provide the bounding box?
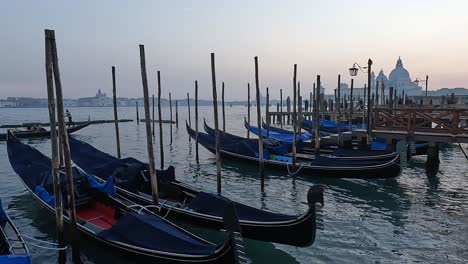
[0,106,467,263]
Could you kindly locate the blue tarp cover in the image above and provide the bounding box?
[87,175,116,196]
[247,125,312,142]
[0,255,32,264]
[188,192,294,222]
[34,186,55,208]
[98,212,217,255]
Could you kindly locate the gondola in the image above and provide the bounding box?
[189,123,401,179]
[0,121,90,141]
[0,198,31,264]
[301,119,366,134]
[68,136,324,247]
[244,120,312,143]
[6,131,237,264]
[207,120,398,162]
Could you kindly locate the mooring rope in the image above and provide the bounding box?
[286,162,305,175]
[459,143,468,160]
[8,234,67,252]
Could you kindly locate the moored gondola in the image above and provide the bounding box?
[207,120,398,162]
[0,198,31,264]
[189,123,401,179]
[0,121,90,141]
[6,131,237,264]
[68,136,325,247]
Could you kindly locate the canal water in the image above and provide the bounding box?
[0,106,467,263]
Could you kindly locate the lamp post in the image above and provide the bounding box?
[349,59,372,143]
[414,75,428,101]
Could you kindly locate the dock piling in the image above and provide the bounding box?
[211,53,222,194]
[44,29,66,264]
[254,56,265,190]
[195,81,199,163]
[111,66,121,158]
[157,71,164,170]
[139,44,159,209]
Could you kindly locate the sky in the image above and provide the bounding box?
[1,0,468,101]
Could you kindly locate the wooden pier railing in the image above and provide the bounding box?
[373,107,468,135]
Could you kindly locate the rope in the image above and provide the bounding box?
[163,202,178,219]
[459,143,468,160]
[10,242,67,252]
[286,162,305,175]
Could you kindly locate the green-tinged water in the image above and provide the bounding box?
[0,106,467,263]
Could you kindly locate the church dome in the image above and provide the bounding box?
[376,69,388,82]
[389,57,411,82]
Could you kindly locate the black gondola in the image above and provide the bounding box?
[206,119,398,162]
[190,122,401,179]
[68,136,325,247]
[0,198,31,264]
[0,121,90,141]
[6,131,237,264]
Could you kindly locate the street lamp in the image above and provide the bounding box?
[349,59,373,144]
[414,75,429,98]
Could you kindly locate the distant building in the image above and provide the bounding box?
[77,89,112,107]
[375,57,422,96]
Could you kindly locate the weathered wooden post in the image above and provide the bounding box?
[111,66,121,158]
[425,75,429,101]
[195,81,200,163]
[136,101,139,124]
[187,92,191,142]
[211,53,222,194]
[298,82,302,137]
[314,75,321,157]
[152,94,155,136]
[266,87,270,137]
[169,92,173,144]
[337,75,341,144]
[389,87,394,107]
[139,44,159,208]
[280,89,283,128]
[349,79,354,131]
[157,71,164,170]
[292,64,297,168]
[286,96,291,124]
[175,100,179,128]
[254,56,265,190]
[247,83,251,138]
[312,83,316,122]
[44,29,66,264]
[48,30,81,263]
[222,82,226,133]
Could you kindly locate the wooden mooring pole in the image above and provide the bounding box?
[349,79,354,131]
[44,29,66,264]
[315,75,321,157]
[292,64,297,168]
[280,89,283,128]
[247,83,251,138]
[187,92,191,142]
[48,30,81,263]
[157,71,164,170]
[169,92,173,144]
[337,75,341,144]
[211,53,222,194]
[152,94,155,136]
[254,56,265,190]
[139,44,159,209]
[266,87,270,137]
[136,101,139,124]
[112,66,121,158]
[222,82,226,133]
[175,100,179,128]
[195,81,200,163]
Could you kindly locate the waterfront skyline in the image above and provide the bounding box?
[1,0,468,101]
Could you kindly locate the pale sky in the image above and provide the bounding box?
[1,0,467,100]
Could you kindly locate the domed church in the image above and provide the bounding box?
[374,57,422,96]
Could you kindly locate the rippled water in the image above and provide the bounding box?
[0,106,467,263]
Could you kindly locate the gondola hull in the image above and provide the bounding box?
[6,133,236,264]
[68,136,324,247]
[190,123,401,179]
[0,121,90,141]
